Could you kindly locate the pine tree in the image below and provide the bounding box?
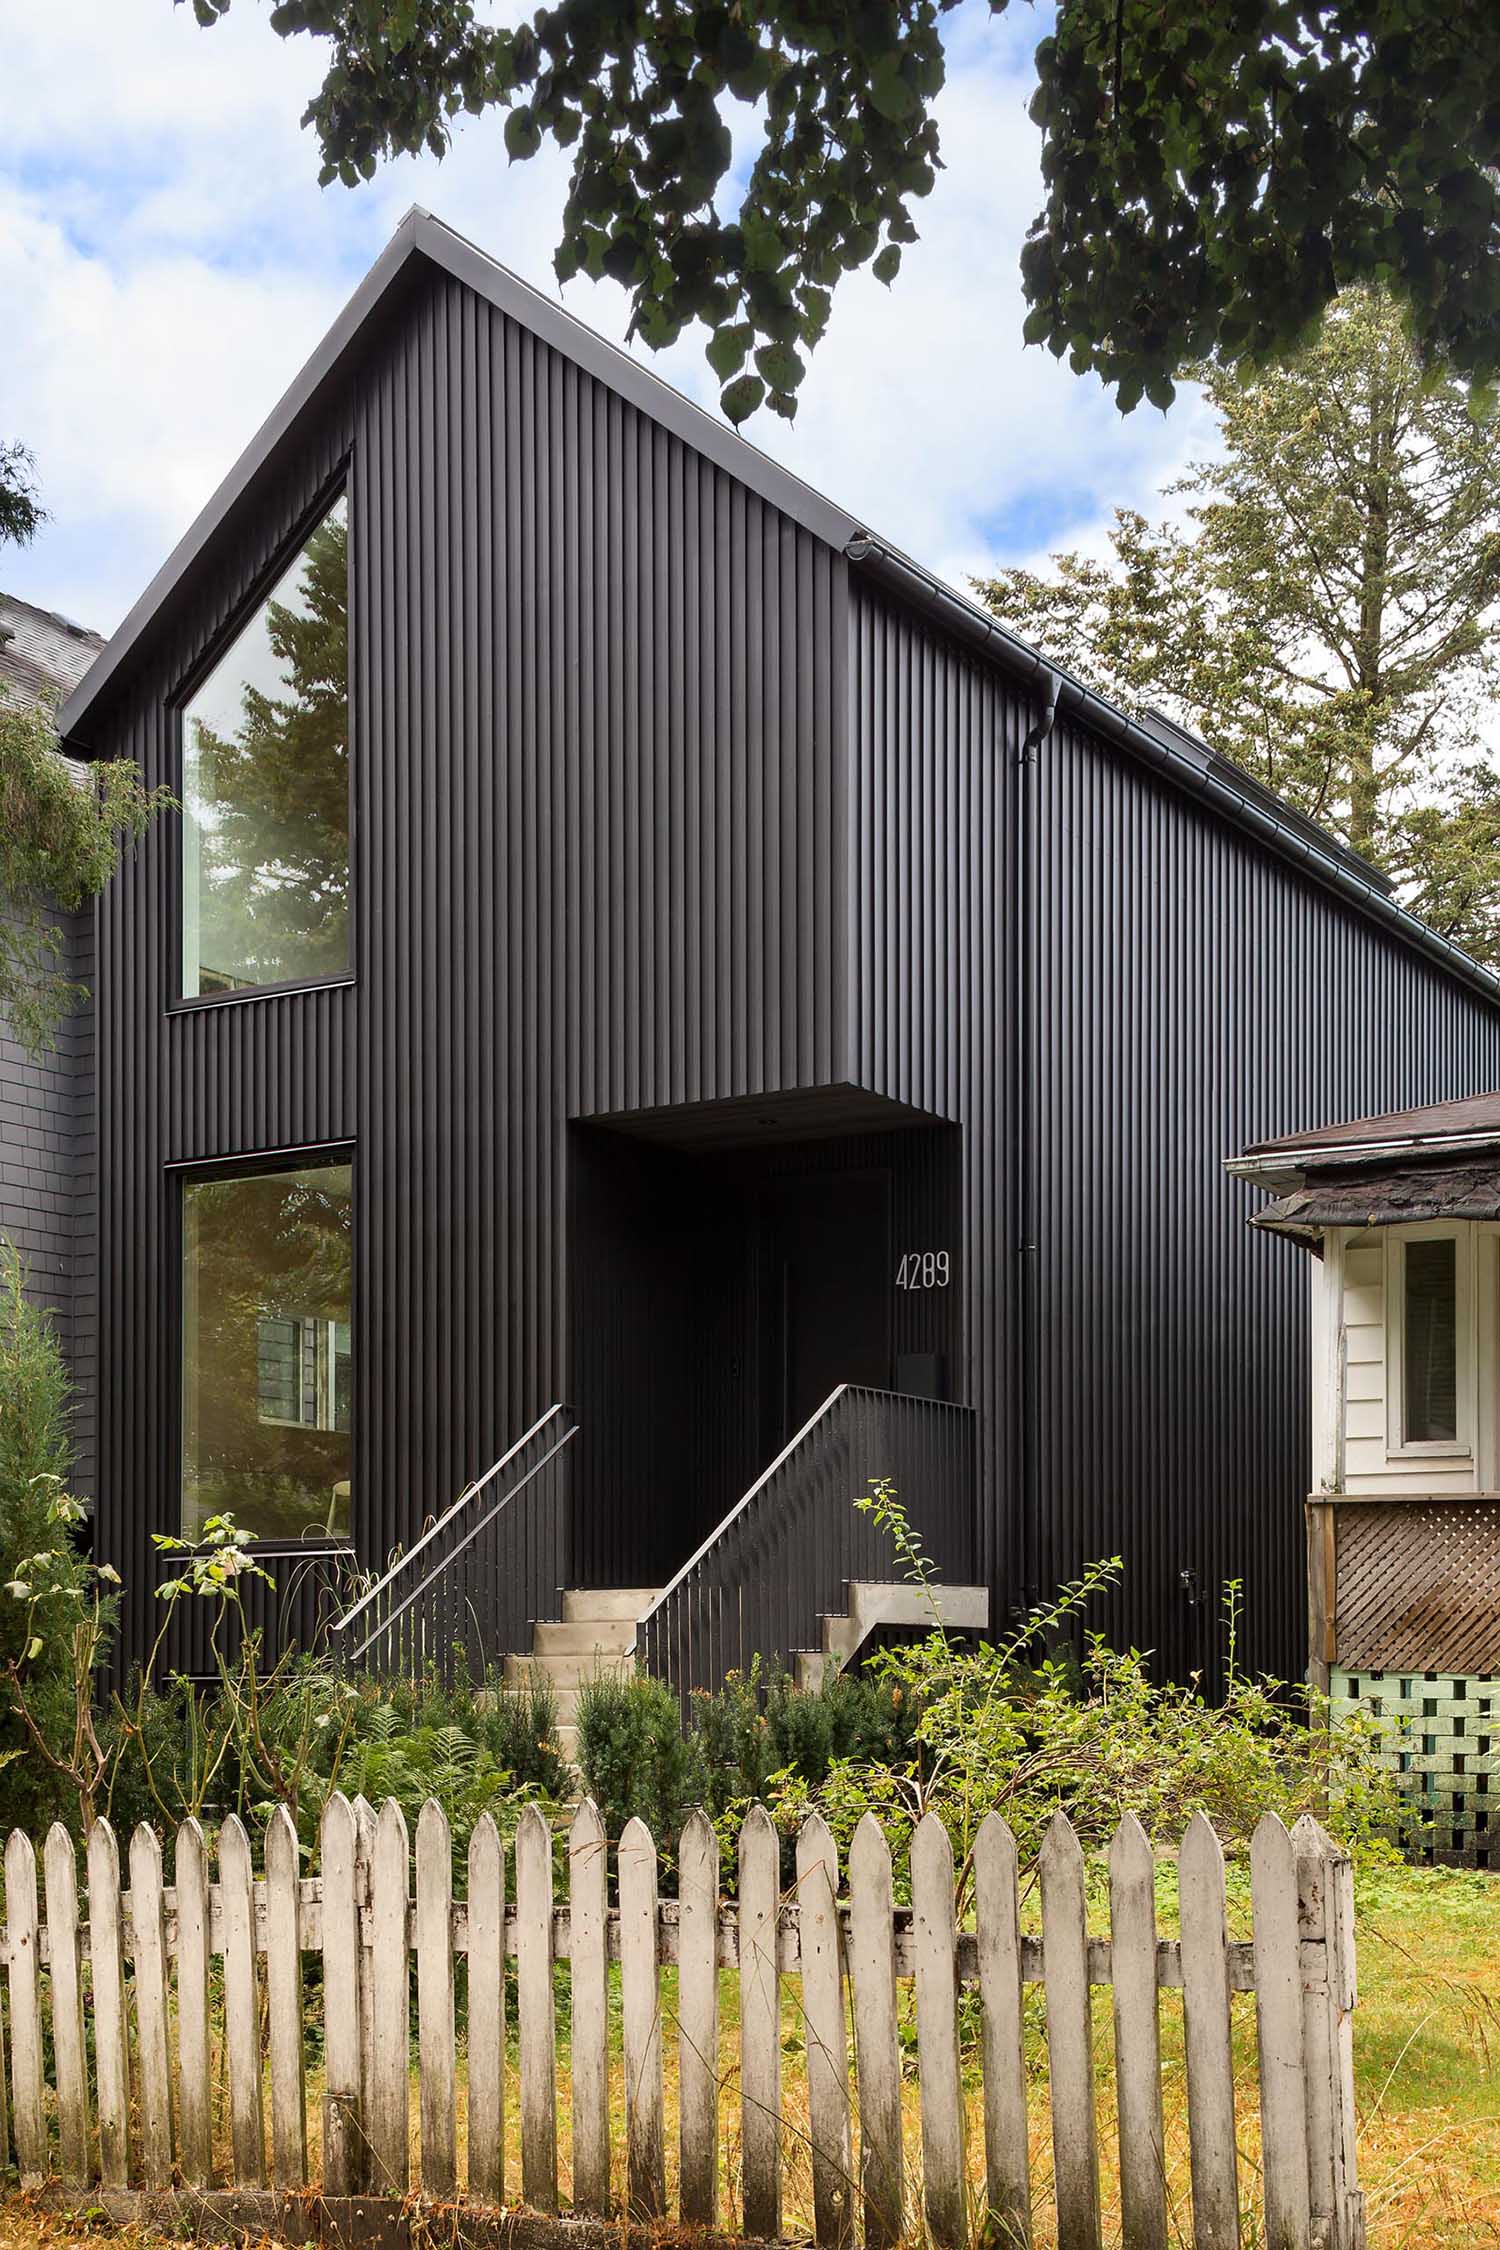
[976,291,1500,961]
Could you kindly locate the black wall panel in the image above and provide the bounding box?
[91,270,848,1671]
[1031,718,1500,1686]
[847,588,1019,1599]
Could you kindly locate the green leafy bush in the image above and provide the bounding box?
[103,1651,569,1862]
[0,1243,114,1833]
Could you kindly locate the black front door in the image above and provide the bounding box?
[761,1171,892,1446]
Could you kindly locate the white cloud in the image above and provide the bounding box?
[1,0,1218,634]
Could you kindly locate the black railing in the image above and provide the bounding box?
[635,1385,978,1700]
[328,1405,577,1681]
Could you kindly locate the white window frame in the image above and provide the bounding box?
[1385,1221,1474,1458]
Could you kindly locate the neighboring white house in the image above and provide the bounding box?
[1230,1092,1500,1866]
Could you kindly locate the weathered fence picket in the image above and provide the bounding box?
[0,1799,1367,2250]
[567,1797,610,2216]
[128,1823,173,2190]
[465,1811,506,2207]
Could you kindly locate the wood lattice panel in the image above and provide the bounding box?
[1336,1503,1500,1672]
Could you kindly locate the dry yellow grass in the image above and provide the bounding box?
[0,1858,1494,2247]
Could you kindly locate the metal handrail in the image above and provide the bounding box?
[628,1385,849,1654]
[330,1403,574,1648]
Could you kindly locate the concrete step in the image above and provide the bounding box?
[562,1587,659,1624]
[504,1650,633,1692]
[532,1617,636,1657]
[794,1581,990,1691]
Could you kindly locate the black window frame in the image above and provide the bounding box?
[170,1139,357,1558]
[166,468,357,1015]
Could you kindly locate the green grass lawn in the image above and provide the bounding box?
[0,1860,1495,2248]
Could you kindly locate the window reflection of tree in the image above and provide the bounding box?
[184,1168,352,1543]
[187,503,349,994]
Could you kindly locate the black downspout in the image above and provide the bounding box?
[1015,669,1061,1615]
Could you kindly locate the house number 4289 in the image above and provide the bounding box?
[896,1250,950,1289]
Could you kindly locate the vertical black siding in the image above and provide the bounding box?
[847,588,1018,1596]
[91,270,847,1671]
[1031,718,1500,1684]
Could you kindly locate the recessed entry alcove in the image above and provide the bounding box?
[566,1088,964,1591]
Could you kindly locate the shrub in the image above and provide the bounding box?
[574,1668,702,1851]
[0,1243,113,1832]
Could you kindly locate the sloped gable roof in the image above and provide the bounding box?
[55,206,1500,1014]
[58,207,859,748]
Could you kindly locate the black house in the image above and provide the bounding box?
[46,207,1500,1696]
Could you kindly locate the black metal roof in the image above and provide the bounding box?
[54,208,1500,1013]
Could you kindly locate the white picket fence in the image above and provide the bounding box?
[0,1797,1363,2250]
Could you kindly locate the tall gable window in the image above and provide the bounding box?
[181,496,350,996]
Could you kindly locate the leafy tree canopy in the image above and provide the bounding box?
[975,289,1500,965]
[0,454,169,1057]
[184,0,1500,422]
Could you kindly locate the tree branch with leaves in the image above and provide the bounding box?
[186,1,1500,423]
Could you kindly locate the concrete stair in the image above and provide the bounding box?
[793,1580,990,1691]
[505,1587,659,1762]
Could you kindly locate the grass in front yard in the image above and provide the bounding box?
[0,1860,1497,2247]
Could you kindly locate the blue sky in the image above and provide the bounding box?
[1,1,1218,638]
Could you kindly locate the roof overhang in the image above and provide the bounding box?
[1250,1156,1500,1244]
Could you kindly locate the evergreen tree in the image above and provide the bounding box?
[975,290,1500,962]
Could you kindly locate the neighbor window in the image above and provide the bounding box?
[180,496,349,997]
[1402,1234,1460,1446]
[182,1162,352,1542]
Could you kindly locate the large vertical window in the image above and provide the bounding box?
[182,1162,353,1541]
[181,496,350,997]
[1403,1234,1459,1445]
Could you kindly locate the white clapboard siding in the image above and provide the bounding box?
[0,1797,1363,2250]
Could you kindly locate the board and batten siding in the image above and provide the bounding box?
[87,265,849,1670]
